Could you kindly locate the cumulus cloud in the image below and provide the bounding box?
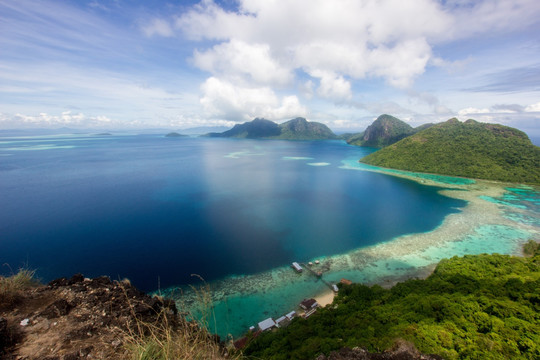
[174,0,451,101]
[310,70,352,101]
[192,39,292,86]
[200,77,307,121]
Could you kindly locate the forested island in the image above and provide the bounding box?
[360,118,540,184]
[206,117,337,140]
[345,114,432,147]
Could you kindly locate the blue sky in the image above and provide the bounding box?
[1,0,540,136]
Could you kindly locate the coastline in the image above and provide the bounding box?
[169,165,539,339]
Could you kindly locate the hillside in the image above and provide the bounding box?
[0,273,230,360]
[244,247,540,360]
[206,117,337,140]
[360,118,540,184]
[347,114,415,147]
[277,117,337,140]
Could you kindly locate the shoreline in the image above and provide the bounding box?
[170,167,539,339]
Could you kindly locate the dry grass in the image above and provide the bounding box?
[121,278,239,360]
[0,267,38,305]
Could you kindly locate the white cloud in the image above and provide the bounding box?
[192,39,292,86]
[0,111,114,128]
[142,18,174,37]
[175,0,452,99]
[310,70,352,100]
[200,77,307,121]
[458,107,491,116]
[525,102,540,112]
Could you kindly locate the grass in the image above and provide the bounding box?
[0,267,38,306]
[121,277,240,360]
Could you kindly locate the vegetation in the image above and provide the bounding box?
[165,132,187,137]
[523,240,540,257]
[124,281,236,360]
[347,114,414,147]
[244,251,540,360]
[360,118,540,184]
[0,267,38,306]
[206,117,337,140]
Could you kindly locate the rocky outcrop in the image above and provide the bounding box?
[0,274,185,360]
[347,115,414,147]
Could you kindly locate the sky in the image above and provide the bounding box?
[1,0,540,136]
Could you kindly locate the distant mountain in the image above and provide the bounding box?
[347,114,414,147]
[165,132,187,137]
[206,117,337,140]
[180,126,230,135]
[277,117,337,140]
[361,118,540,184]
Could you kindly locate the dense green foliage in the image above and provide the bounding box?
[244,253,540,360]
[276,117,337,140]
[360,118,540,184]
[206,117,337,140]
[347,114,414,147]
[523,240,540,256]
[207,118,281,138]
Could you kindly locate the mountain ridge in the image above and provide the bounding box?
[205,117,337,140]
[360,118,540,184]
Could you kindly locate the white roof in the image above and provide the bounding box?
[258,318,276,331]
[275,316,287,325]
[286,311,296,319]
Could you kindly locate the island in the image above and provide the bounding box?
[360,118,540,184]
[205,117,337,140]
[346,114,415,147]
[165,132,187,137]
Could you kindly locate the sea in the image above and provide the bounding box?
[1,133,537,338]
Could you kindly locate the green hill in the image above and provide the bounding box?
[206,118,281,138]
[276,117,337,140]
[360,118,540,184]
[206,117,337,140]
[347,114,415,147]
[244,250,540,360]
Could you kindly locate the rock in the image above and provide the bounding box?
[68,274,84,285]
[40,299,73,319]
[0,316,7,351]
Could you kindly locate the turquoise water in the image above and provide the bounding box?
[340,157,476,185]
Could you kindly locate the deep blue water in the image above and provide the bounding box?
[0,134,466,291]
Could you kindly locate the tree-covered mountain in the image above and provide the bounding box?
[244,249,540,360]
[360,118,540,184]
[205,117,337,140]
[277,117,337,140]
[346,114,415,147]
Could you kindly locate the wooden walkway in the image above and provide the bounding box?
[300,263,334,290]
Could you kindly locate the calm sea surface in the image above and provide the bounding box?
[0,134,466,291]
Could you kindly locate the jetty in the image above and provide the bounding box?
[300,262,337,292]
